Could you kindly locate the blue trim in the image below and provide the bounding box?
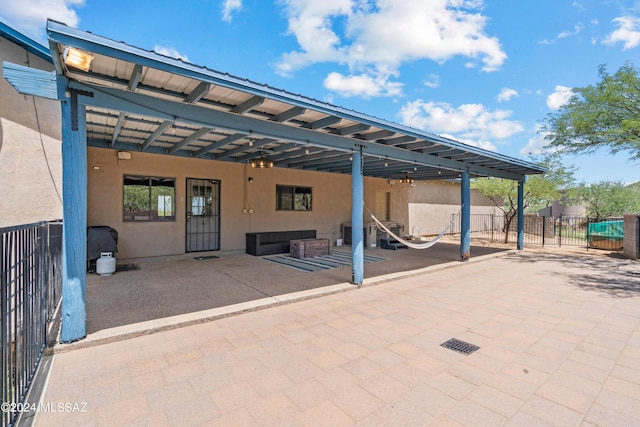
[60,98,87,343]
[460,172,471,261]
[2,62,60,99]
[351,147,364,285]
[0,19,52,63]
[517,181,525,250]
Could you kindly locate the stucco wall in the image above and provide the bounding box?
[390,180,499,235]
[0,36,62,227]
[87,147,392,258]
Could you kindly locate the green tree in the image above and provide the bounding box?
[471,154,575,242]
[574,181,640,220]
[541,62,640,160]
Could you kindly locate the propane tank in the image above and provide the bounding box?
[96,252,116,276]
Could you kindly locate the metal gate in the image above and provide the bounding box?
[186,178,220,252]
[450,214,592,247]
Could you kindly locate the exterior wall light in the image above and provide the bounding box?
[62,47,94,72]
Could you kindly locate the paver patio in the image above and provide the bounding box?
[33,249,640,426]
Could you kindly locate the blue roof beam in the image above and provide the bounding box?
[141,120,172,151]
[215,138,277,160]
[193,133,245,157]
[269,106,305,123]
[231,95,264,114]
[127,64,142,90]
[356,129,395,141]
[302,115,341,130]
[381,135,416,146]
[184,81,211,104]
[70,80,528,180]
[168,126,213,154]
[110,112,126,147]
[331,123,371,136]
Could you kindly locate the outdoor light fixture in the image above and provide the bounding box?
[400,174,415,184]
[250,153,273,168]
[62,46,94,72]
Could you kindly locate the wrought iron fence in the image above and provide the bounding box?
[2,221,62,427]
[450,213,592,247]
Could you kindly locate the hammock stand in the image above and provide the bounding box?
[369,213,456,250]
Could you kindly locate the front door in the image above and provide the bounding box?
[186,178,220,252]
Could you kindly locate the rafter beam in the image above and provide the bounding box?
[184,81,211,103]
[141,120,172,151]
[331,123,371,136]
[231,95,264,114]
[356,129,395,140]
[193,133,245,157]
[168,127,213,154]
[381,135,416,146]
[215,138,277,160]
[269,106,305,122]
[127,64,142,90]
[110,112,126,147]
[70,81,527,180]
[303,115,341,130]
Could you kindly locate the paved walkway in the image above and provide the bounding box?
[34,250,639,426]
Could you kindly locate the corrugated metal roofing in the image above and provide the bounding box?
[45,19,546,182]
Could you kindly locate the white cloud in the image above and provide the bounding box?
[221,0,242,23]
[0,0,84,40]
[603,15,640,50]
[558,23,585,39]
[424,74,440,88]
[399,100,524,142]
[539,22,585,45]
[323,71,402,97]
[276,0,507,97]
[520,127,550,157]
[153,45,190,62]
[546,85,573,110]
[497,87,518,102]
[519,125,562,157]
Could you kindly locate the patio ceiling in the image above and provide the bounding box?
[45,20,545,182]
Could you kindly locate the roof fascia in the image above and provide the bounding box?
[0,20,52,63]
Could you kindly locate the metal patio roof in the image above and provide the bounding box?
[45,19,545,182]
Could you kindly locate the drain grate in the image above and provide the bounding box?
[440,338,480,355]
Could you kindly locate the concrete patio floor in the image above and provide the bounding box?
[84,242,506,335]
[32,247,640,426]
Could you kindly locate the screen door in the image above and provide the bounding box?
[186,178,220,252]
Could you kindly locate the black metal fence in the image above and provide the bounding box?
[450,213,592,247]
[1,221,62,427]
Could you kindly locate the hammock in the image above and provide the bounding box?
[370,214,455,250]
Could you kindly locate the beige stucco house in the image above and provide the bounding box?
[0,20,62,227]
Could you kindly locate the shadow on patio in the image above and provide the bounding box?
[86,242,508,335]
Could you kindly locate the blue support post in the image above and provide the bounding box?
[460,171,471,261]
[60,97,87,342]
[517,180,525,250]
[351,147,364,285]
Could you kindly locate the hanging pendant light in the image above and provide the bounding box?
[250,152,274,168]
[400,173,414,184]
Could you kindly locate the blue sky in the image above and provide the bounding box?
[1,0,639,184]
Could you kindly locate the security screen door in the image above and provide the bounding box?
[186,178,220,252]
